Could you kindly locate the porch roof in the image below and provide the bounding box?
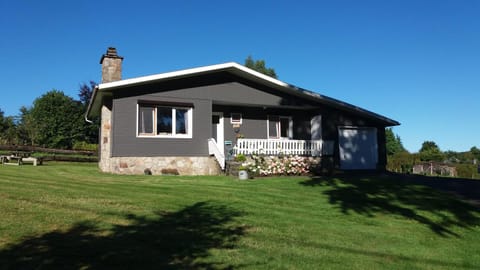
[86,62,399,126]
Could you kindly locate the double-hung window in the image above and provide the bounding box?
[137,103,192,138]
[268,115,292,139]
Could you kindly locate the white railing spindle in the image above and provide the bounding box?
[233,139,334,156]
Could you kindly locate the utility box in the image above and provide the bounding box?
[225,141,234,160]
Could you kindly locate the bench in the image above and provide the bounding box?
[22,157,42,166]
[1,152,42,166]
[2,156,23,165]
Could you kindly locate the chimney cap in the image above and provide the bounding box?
[100,47,123,64]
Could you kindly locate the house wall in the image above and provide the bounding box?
[317,108,388,170]
[108,77,389,171]
[111,80,317,158]
[112,94,211,157]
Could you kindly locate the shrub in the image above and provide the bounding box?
[72,141,98,152]
[243,155,311,177]
[234,154,247,162]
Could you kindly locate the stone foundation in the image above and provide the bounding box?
[100,156,222,175]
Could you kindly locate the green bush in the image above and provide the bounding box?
[234,154,247,162]
[455,164,480,179]
[72,141,98,152]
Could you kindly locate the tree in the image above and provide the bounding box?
[0,108,5,133]
[471,146,480,161]
[28,90,85,148]
[78,81,99,144]
[244,56,277,78]
[385,128,406,156]
[17,106,38,146]
[79,81,96,106]
[0,108,18,144]
[419,141,445,162]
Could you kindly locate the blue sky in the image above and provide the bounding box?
[1,0,478,152]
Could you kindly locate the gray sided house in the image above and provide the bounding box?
[86,48,399,175]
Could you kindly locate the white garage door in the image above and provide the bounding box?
[338,127,378,170]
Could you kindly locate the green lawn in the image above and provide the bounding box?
[0,163,479,269]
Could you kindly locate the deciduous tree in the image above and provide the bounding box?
[419,141,445,162]
[28,90,85,148]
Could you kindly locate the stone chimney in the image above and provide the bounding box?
[100,47,123,83]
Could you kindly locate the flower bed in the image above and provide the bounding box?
[242,155,313,177]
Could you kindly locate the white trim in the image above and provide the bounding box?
[87,62,399,127]
[98,62,289,91]
[212,112,224,154]
[267,115,292,139]
[136,104,193,139]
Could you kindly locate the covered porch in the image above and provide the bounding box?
[233,138,335,157]
[208,137,335,171]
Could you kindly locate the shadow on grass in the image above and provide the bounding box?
[0,201,246,269]
[301,173,480,237]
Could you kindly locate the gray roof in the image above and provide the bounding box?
[86,62,399,126]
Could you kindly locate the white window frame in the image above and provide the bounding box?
[230,113,242,124]
[267,115,293,139]
[137,104,193,138]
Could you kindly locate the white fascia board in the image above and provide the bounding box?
[97,62,290,91]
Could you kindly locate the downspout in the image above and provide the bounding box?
[84,85,99,124]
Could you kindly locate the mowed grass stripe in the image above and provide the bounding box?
[1,162,480,269]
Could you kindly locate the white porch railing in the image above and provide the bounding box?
[208,138,225,170]
[234,139,334,156]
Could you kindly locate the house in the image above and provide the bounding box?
[86,47,400,175]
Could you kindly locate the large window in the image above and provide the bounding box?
[268,115,292,139]
[138,104,192,138]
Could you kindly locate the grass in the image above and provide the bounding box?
[0,162,479,269]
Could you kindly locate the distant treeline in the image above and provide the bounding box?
[386,128,480,179]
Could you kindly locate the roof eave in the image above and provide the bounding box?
[86,62,400,127]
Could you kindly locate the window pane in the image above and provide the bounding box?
[280,118,290,138]
[138,106,154,134]
[157,107,172,134]
[231,113,242,123]
[269,116,279,138]
[176,108,188,134]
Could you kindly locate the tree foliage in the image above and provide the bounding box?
[79,81,96,106]
[470,146,480,161]
[0,108,19,144]
[28,90,85,149]
[78,81,99,144]
[244,56,278,79]
[385,128,406,156]
[419,141,445,162]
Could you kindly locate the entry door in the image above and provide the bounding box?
[338,127,378,170]
[212,112,224,154]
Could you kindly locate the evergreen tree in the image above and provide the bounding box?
[385,128,406,156]
[244,56,278,78]
[78,81,99,144]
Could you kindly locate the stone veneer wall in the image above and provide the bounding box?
[106,156,222,175]
[99,104,112,172]
[98,102,221,175]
